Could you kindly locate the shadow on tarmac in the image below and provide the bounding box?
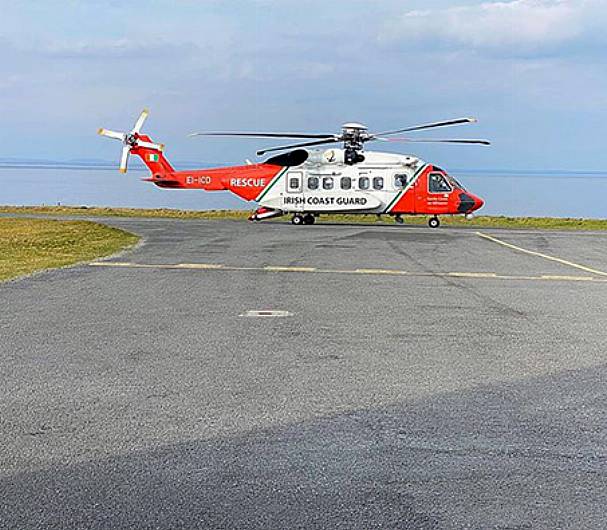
[2,364,606,530]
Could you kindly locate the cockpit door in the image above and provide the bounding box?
[421,171,453,213]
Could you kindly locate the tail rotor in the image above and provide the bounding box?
[98,109,164,173]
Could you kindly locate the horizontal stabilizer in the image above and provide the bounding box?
[141,177,181,188]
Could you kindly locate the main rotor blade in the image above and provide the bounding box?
[132,109,149,134]
[256,138,340,156]
[376,117,478,137]
[98,128,125,141]
[136,139,165,151]
[119,146,130,173]
[189,131,336,139]
[377,137,491,145]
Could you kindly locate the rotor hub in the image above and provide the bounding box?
[341,122,367,131]
[125,133,137,146]
[340,122,371,155]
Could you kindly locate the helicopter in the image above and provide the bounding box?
[98,110,489,227]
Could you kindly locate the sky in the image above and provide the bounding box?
[1,0,607,172]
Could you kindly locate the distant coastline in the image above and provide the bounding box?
[1,160,606,177]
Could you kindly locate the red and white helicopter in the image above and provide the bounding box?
[98,110,489,227]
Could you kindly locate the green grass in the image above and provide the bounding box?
[1,205,607,230]
[0,205,250,220]
[0,218,139,281]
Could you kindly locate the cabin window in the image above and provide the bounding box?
[429,173,452,193]
[323,177,334,190]
[307,176,319,190]
[373,176,384,190]
[394,174,409,189]
[340,177,352,190]
[286,171,303,193]
[359,176,370,190]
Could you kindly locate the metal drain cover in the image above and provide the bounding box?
[240,310,293,318]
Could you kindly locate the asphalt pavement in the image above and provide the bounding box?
[1,217,607,529]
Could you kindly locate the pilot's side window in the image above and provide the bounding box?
[429,173,452,193]
[373,176,384,190]
[323,177,334,190]
[340,177,352,190]
[359,176,370,190]
[308,176,319,190]
[394,174,409,189]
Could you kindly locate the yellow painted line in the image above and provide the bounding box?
[91,261,225,270]
[540,275,595,282]
[314,268,361,275]
[90,262,175,269]
[476,231,607,277]
[88,261,607,284]
[447,272,498,278]
[91,261,135,267]
[175,263,224,269]
[355,268,409,275]
[264,266,317,272]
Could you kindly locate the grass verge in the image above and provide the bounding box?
[0,218,139,282]
[1,205,607,231]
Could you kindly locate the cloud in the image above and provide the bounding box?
[381,0,606,56]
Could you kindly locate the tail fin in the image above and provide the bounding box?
[131,134,175,176]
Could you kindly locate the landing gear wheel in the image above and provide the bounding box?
[291,214,304,225]
[395,215,404,225]
[428,216,440,228]
[303,214,315,225]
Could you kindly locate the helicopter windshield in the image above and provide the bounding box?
[433,166,465,190]
[446,175,465,190]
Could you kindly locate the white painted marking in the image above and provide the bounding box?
[476,231,607,277]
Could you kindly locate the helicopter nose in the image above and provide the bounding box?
[458,192,483,213]
[472,194,484,211]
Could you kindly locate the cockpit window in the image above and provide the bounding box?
[446,175,465,190]
[428,172,452,193]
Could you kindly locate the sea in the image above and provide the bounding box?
[1,164,606,218]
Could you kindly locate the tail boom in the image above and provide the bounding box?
[129,130,284,201]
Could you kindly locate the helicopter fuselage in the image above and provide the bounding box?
[133,140,484,223]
